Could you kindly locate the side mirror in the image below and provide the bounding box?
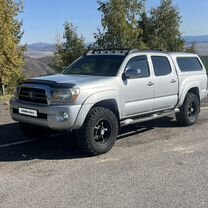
[125,68,142,79]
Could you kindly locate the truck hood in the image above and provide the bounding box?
[32,74,117,89]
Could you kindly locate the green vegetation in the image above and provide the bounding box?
[0,0,25,95]
[186,43,197,53]
[54,0,185,69]
[93,0,184,51]
[54,22,86,71]
[142,0,184,51]
[94,0,146,49]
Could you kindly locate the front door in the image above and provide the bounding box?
[122,55,155,117]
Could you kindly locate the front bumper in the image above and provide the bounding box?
[10,99,81,130]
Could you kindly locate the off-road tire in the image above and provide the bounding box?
[19,122,51,139]
[176,93,200,126]
[76,107,118,156]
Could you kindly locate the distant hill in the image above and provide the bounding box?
[193,43,208,56]
[37,56,54,66]
[183,35,208,44]
[25,37,208,58]
[183,35,208,56]
[25,43,55,58]
[23,56,55,78]
[25,51,54,59]
[28,42,55,52]
[23,43,56,77]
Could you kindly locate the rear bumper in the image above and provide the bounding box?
[10,99,81,130]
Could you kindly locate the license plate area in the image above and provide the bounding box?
[18,108,38,117]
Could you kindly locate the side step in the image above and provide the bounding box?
[120,108,179,127]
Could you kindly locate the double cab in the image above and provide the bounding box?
[10,49,208,155]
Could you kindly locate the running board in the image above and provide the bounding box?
[120,108,180,127]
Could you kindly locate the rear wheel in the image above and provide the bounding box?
[176,93,200,126]
[76,107,118,156]
[19,122,51,139]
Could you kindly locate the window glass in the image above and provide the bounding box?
[177,57,203,72]
[151,56,172,76]
[63,55,125,76]
[126,56,150,78]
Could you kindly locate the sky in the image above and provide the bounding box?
[20,0,208,44]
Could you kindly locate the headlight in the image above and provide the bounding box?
[51,88,80,103]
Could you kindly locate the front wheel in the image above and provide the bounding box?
[176,93,200,126]
[76,107,118,156]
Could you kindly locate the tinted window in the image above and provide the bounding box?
[151,56,172,76]
[63,55,125,76]
[126,56,150,78]
[177,57,203,72]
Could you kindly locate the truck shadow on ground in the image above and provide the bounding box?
[0,116,179,162]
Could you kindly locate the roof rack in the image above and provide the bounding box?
[86,49,163,56]
[86,49,132,55]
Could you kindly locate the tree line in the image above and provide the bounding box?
[54,0,191,70]
[0,0,195,95]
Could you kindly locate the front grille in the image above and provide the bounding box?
[19,87,48,104]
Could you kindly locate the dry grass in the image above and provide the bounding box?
[0,95,13,104]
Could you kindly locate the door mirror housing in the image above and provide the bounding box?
[125,68,142,79]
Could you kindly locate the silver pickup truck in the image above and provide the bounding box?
[10,49,208,155]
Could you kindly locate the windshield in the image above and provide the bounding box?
[63,55,125,76]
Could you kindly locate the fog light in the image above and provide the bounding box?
[56,112,69,122]
[62,112,69,121]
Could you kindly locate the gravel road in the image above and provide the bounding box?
[0,102,208,208]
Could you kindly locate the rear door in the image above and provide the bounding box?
[150,55,178,110]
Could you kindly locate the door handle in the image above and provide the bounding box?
[147,82,154,86]
[171,79,177,83]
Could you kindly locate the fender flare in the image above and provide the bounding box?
[178,81,200,107]
[73,90,123,129]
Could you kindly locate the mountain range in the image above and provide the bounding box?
[183,35,208,44]
[25,42,55,58]
[27,42,56,52]
[26,35,208,57]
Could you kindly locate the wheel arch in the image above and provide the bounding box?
[92,99,120,121]
[73,92,122,129]
[178,83,200,107]
[187,87,200,102]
